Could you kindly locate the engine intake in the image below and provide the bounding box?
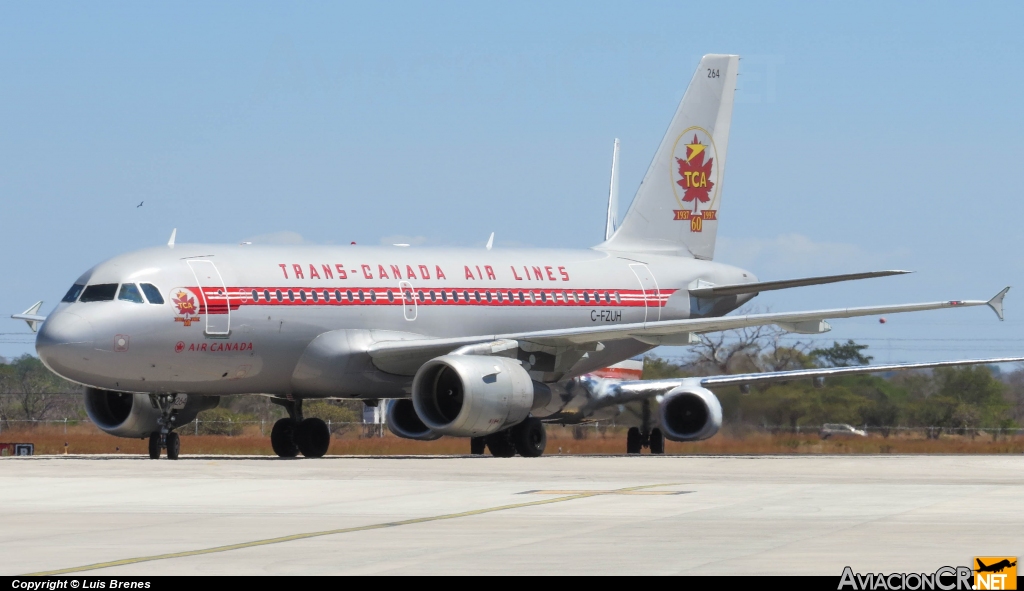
[84,388,219,438]
[412,355,535,437]
[659,386,722,442]
[386,399,441,440]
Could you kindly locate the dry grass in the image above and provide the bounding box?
[3,423,1024,456]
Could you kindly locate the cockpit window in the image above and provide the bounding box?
[118,283,145,304]
[140,283,164,304]
[79,284,119,302]
[62,284,85,303]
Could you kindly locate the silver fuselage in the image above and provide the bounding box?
[36,244,756,418]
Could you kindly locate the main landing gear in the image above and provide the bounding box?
[270,398,331,458]
[148,394,182,460]
[626,399,665,455]
[470,417,547,458]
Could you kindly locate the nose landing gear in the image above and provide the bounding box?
[148,394,183,460]
[270,398,331,458]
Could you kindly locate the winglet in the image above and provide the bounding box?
[987,286,1010,321]
[486,232,494,251]
[11,301,46,333]
[168,228,176,248]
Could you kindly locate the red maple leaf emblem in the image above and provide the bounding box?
[173,290,197,316]
[675,135,714,211]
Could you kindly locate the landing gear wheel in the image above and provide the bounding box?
[271,418,300,458]
[512,418,547,457]
[165,432,180,460]
[295,417,331,458]
[649,428,665,455]
[470,437,486,455]
[148,433,161,459]
[485,430,516,458]
[626,427,643,454]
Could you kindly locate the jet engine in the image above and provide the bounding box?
[658,386,722,442]
[84,388,219,438]
[411,355,535,437]
[385,399,441,441]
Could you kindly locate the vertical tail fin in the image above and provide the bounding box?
[600,54,739,259]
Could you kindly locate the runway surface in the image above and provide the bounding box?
[1,454,1022,575]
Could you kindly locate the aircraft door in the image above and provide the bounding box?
[187,259,231,335]
[628,263,661,325]
[399,280,417,321]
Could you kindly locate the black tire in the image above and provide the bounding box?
[165,432,180,460]
[295,417,331,458]
[626,427,643,454]
[271,418,300,458]
[485,430,516,458]
[649,428,665,455]
[148,433,161,459]
[512,417,547,457]
[470,437,486,455]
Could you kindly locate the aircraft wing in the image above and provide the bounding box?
[367,287,1010,371]
[593,357,1024,407]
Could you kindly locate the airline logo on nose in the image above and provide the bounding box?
[172,288,202,327]
[671,126,719,232]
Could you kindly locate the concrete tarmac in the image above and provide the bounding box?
[1,454,1022,575]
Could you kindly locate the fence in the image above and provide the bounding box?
[0,418,373,437]
[2,418,1023,440]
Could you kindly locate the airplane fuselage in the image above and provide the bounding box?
[37,243,756,409]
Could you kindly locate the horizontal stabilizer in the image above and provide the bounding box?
[11,301,46,333]
[689,270,911,298]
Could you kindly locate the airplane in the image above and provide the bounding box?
[11,54,1017,460]
[976,559,1016,574]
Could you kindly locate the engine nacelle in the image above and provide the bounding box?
[84,388,219,438]
[412,355,534,437]
[386,399,441,441]
[658,386,722,442]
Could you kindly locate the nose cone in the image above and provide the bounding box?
[36,311,96,378]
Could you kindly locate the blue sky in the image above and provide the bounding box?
[1,2,1022,364]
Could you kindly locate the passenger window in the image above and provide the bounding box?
[118,284,144,304]
[140,283,164,304]
[79,284,119,302]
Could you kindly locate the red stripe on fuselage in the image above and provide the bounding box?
[187,286,677,313]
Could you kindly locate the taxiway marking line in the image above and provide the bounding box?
[27,482,681,575]
[520,490,691,496]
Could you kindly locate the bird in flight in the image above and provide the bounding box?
[137,201,144,208]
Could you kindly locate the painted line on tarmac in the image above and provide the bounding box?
[27,482,681,575]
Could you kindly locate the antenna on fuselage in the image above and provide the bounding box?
[486,232,494,250]
[168,228,176,248]
[605,138,620,241]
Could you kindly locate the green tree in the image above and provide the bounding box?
[811,340,873,367]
